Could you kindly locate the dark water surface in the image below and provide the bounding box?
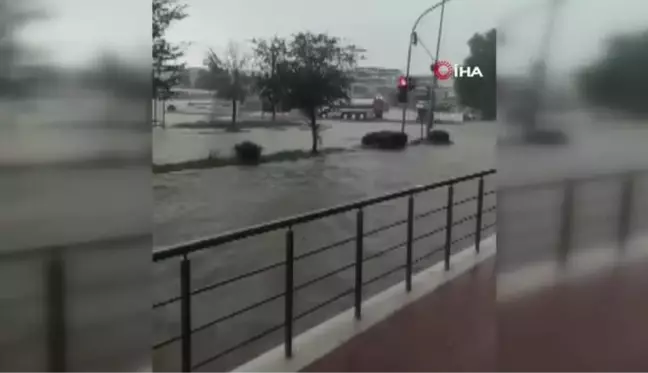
[153,122,498,371]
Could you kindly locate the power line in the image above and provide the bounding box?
[416,37,437,62]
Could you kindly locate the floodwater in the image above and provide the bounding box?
[154,121,497,245]
[152,120,498,371]
[151,112,648,371]
[153,110,420,164]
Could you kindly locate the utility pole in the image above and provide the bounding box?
[426,0,447,137]
[401,0,452,133]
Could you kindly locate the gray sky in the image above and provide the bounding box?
[163,0,648,76]
[166,0,519,74]
[18,0,648,77]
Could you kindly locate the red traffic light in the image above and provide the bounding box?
[397,76,407,88]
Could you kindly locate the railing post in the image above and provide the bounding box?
[444,185,454,271]
[475,177,485,253]
[618,173,634,251]
[46,247,66,372]
[284,228,294,358]
[558,181,575,265]
[180,256,192,372]
[354,208,364,320]
[406,195,414,292]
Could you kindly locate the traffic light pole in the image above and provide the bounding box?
[401,0,452,133]
[426,0,447,136]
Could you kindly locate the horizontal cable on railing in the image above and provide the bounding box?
[484,190,496,196]
[453,195,478,207]
[411,225,446,244]
[414,204,447,220]
[482,221,496,230]
[363,241,407,262]
[413,245,445,265]
[452,213,478,227]
[191,322,285,371]
[153,333,182,350]
[153,291,286,350]
[363,218,408,238]
[154,259,287,309]
[293,262,356,292]
[294,235,356,262]
[153,294,182,309]
[483,205,496,214]
[294,288,355,321]
[191,259,286,297]
[363,264,407,287]
[193,291,286,335]
[451,231,476,246]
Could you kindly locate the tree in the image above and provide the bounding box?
[194,68,216,91]
[283,32,360,154]
[577,29,648,116]
[177,69,193,88]
[203,42,252,128]
[152,0,187,124]
[0,0,47,101]
[454,29,496,120]
[252,36,289,121]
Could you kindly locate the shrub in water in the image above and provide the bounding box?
[427,130,453,145]
[234,141,263,164]
[361,131,408,150]
[523,129,568,145]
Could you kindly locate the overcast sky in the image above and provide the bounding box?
[19,0,648,77]
[164,0,648,76]
[165,0,517,73]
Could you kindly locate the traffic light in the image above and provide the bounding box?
[397,75,408,103]
[407,77,416,91]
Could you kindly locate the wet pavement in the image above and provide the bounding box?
[498,256,648,372]
[152,122,497,371]
[303,257,496,372]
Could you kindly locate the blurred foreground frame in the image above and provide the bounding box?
[496,0,648,370]
[0,0,152,371]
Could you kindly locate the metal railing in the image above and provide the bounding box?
[4,168,645,371]
[152,169,497,371]
[499,168,647,266]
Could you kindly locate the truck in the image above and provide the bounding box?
[318,96,387,120]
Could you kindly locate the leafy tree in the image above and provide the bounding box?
[283,32,360,154]
[177,69,193,88]
[0,0,47,101]
[194,68,216,91]
[152,0,187,103]
[203,42,253,128]
[251,36,289,121]
[454,29,496,120]
[577,29,648,116]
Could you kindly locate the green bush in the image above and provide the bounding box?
[233,141,263,164]
[427,130,453,145]
[523,129,568,145]
[361,131,408,150]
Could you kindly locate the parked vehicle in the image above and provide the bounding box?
[318,96,386,120]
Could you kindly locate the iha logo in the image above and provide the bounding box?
[432,60,483,80]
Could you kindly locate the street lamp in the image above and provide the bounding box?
[401,0,453,132]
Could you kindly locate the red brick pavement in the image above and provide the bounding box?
[498,257,648,372]
[303,256,648,372]
[303,258,496,372]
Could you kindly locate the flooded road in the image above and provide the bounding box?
[152,113,648,371]
[154,121,496,245]
[153,121,498,371]
[153,111,420,164]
